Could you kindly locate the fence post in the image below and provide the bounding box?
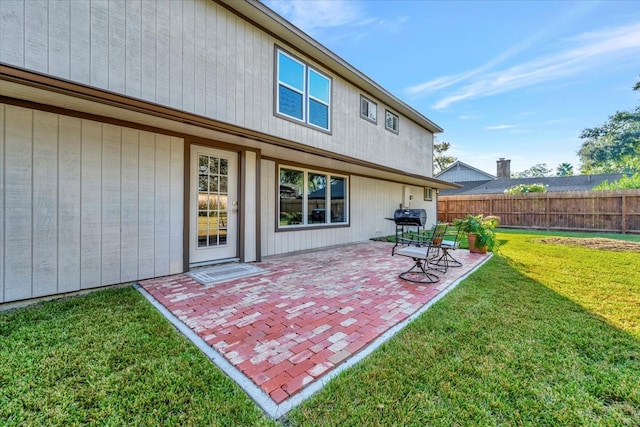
[545,194,550,230]
[439,190,639,234]
[622,194,627,234]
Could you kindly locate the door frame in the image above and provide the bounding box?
[188,145,239,266]
[183,138,261,271]
[183,138,244,271]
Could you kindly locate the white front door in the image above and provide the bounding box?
[190,146,238,265]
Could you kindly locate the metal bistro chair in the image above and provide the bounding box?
[431,226,463,272]
[394,223,448,283]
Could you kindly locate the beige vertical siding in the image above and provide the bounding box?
[32,111,58,297]
[120,127,140,282]
[260,159,437,257]
[0,104,4,302]
[243,151,258,262]
[0,0,434,176]
[58,116,82,293]
[3,105,33,301]
[0,104,184,303]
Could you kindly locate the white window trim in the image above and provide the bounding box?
[307,69,331,130]
[424,187,433,201]
[360,95,377,124]
[276,48,332,132]
[278,165,349,230]
[385,109,399,134]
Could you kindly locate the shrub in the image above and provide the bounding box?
[453,214,500,251]
[593,173,640,190]
[504,183,547,194]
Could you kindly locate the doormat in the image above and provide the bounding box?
[187,263,266,286]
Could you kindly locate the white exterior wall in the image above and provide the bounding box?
[0,104,184,303]
[0,0,433,176]
[260,159,437,257]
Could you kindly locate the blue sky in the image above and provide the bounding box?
[264,0,640,176]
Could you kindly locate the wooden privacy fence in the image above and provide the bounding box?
[438,189,640,234]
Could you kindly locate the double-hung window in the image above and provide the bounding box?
[276,49,331,131]
[385,110,399,134]
[360,95,377,124]
[279,166,348,228]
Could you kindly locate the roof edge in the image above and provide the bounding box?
[219,0,443,134]
[435,160,496,180]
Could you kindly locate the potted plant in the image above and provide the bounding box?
[453,214,500,253]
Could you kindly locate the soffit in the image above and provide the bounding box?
[0,77,458,190]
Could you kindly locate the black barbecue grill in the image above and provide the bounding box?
[390,209,428,255]
[393,209,427,226]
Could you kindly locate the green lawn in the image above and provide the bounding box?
[1,230,639,426]
[0,289,276,427]
[285,230,640,426]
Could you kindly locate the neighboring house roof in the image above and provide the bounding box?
[222,0,443,134]
[308,182,345,199]
[435,161,496,182]
[439,173,625,195]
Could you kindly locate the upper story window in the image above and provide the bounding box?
[276,49,331,131]
[360,96,377,124]
[385,110,399,134]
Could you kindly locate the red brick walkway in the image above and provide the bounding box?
[139,241,489,406]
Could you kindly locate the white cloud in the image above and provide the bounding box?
[264,0,406,38]
[485,125,517,130]
[546,119,569,125]
[264,0,369,34]
[427,21,640,110]
[405,20,552,97]
[406,75,467,96]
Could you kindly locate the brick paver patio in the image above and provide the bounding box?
[138,240,489,412]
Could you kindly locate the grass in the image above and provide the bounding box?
[0,289,276,427]
[2,229,639,425]
[285,230,640,426]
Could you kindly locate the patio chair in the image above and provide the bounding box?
[431,227,463,272]
[393,223,448,283]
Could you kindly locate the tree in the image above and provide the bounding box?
[511,163,553,178]
[433,139,456,174]
[556,162,574,176]
[504,183,547,194]
[593,173,640,190]
[578,77,640,174]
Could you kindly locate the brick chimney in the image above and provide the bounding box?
[496,158,511,179]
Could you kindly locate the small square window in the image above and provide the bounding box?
[385,110,399,134]
[360,96,377,123]
[424,187,433,201]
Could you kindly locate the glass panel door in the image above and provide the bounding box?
[190,147,237,265]
[197,155,229,247]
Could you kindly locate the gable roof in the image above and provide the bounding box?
[439,173,626,195]
[435,160,496,181]
[220,0,443,134]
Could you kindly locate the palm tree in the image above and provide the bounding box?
[556,162,574,176]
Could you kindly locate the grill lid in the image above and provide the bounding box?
[393,209,427,226]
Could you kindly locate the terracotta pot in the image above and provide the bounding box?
[467,233,488,254]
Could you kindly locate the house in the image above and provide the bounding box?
[435,160,496,184]
[437,158,624,195]
[0,0,456,304]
